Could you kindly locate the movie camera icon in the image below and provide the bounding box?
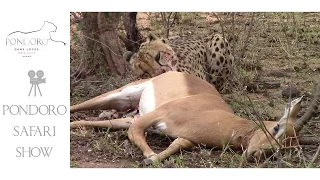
[28,70,46,97]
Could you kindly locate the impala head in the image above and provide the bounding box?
[124,33,177,79]
[245,96,303,161]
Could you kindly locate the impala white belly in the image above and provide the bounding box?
[102,80,151,110]
[139,82,156,115]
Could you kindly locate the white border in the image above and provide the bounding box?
[0,0,319,180]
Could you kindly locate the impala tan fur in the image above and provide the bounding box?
[70,72,311,165]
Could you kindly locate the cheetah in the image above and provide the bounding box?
[89,33,235,121]
[124,33,234,92]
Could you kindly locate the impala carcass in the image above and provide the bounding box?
[70,71,314,164]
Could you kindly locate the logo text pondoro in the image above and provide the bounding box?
[6,38,49,46]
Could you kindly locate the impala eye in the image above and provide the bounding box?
[155,52,160,63]
[273,124,280,133]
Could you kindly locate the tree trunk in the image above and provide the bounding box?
[97,12,126,76]
[122,12,143,52]
[73,12,102,78]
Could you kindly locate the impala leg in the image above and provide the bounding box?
[70,117,134,129]
[128,112,161,159]
[70,78,151,113]
[127,110,194,165]
[143,138,194,165]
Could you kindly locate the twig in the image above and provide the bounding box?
[231,13,235,58]
[160,12,166,27]
[160,12,177,38]
[167,12,173,24]
[239,13,255,60]
[276,13,300,168]
[170,13,178,28]
[166,12,173,38]
[212,13,225,42]
[310,144,320,166]
[81,81,103,83]
[293,129,308,167]
[81,34,122,57]
[229,67,281,150]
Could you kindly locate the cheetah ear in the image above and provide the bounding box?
[148,33,160,42]
[123,51,134,62]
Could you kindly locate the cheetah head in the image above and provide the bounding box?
[124,33,178,79]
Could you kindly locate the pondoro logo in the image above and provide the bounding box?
[6,21,66,58]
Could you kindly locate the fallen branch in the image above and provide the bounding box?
[295,80,320,132]
[299,136,320,145]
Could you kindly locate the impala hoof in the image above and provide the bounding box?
[142,158,154,166]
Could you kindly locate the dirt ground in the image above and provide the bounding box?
[70,12,320,168]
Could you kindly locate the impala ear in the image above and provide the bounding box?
[275,96,303,138]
